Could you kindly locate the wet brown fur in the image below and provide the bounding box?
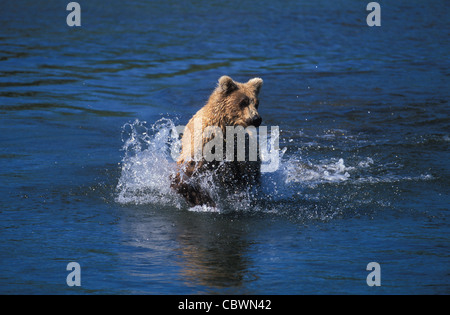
[171,76,263,207]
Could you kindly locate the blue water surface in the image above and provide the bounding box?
[0,0,449,294]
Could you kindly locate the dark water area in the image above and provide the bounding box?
[0,0,449,294]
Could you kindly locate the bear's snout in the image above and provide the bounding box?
[250,115,262,127]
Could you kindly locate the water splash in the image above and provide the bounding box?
[115,118,286,212]
[115,119,433,215]
[115,118,181,207]
[283,158,353,184]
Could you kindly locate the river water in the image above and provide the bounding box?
[0,0,448,294]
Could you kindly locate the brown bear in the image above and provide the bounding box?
[171,75,264,207]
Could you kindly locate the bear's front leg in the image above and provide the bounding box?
[170,161,215,207]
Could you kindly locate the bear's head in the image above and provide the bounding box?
[211,75,263,128]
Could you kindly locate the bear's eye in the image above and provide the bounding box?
[239,98,249,108]
[255,100,259,109]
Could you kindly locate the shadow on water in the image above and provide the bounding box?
[117,204,262,293]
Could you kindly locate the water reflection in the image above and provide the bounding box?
[118,205,253,293]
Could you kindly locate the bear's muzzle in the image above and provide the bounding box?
[250,115,262,127]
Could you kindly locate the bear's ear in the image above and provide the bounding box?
[218,75,237,94]
[247,77,263,95]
